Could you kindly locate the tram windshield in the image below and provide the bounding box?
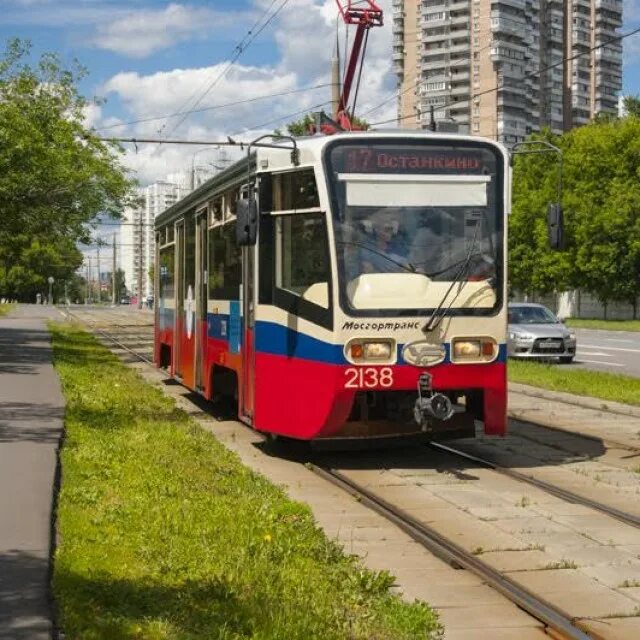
[325,141,504,317]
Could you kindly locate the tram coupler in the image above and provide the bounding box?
[414,372,454,429]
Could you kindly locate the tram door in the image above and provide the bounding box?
[194,209,207,391]
[174,220,184,378]
[181,214,197,390]
[240,244,256,422]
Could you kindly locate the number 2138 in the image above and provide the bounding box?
[344,367,394,389]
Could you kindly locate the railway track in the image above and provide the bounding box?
[311,463,590,640]
[428,441,640,529]
[63,307,640,638]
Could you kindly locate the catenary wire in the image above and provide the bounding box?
[161,0,291,141]
[95,84,331,133]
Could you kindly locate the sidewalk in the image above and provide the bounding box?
[0,304,64,640]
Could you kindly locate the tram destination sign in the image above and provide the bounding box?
[340,146,488,175]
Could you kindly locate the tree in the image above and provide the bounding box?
[623,95,640,119]
[276,111,369,136]
[511,119,640,315]
[0,39,135,300]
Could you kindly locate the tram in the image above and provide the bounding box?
[154,131,509,442]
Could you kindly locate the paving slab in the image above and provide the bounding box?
[443,628,548,640]
[0,304,65,640]
[578,617,640,640]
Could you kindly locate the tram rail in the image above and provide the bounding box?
[310,464,590,640]
[428,441,640,529]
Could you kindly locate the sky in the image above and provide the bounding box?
[1,0,639,188]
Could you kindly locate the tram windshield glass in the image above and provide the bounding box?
[325,141,504,317]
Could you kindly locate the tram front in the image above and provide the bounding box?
[323,135,509,440]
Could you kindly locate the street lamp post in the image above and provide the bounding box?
[47,276,54,305]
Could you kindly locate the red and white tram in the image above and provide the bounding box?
[154,131,510,442]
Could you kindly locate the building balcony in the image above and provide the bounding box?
[450,83,470,97]
[595,0,623,9]
[422,31,449,43]
[449,41,470,54]
[450,14,470,27]
[491,17,526,36]
[421,15,449,28]
[494,0,526,9]
[393,49,405,61]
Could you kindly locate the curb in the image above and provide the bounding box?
[508,382,640,420]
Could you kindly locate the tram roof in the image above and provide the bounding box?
[154,131,507,229]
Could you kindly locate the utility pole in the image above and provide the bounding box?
[331,31,341,119]
[85,258,90,304]
[96,241,101,304]
[112,233,117,305]
[138,217,144,310]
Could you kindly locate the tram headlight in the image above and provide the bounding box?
[363,341,393,360]
[453,340,481,358]
[452,338,497,362]
[347,339,394,363]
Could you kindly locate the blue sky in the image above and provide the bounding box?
[1,0,639,187]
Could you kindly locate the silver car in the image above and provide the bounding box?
[508,303,576,363]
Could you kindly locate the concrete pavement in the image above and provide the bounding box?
[0,304,64,640]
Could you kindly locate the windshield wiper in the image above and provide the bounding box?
[336,240,418,274]
[422,224,480,333]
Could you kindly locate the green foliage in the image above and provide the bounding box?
[278,111,369,136]
[511,118,640,306]
[565,318,640,332]
[50,323,442,640]
[508,359,640,406]
[622,95,640,119]
[0,39,135,300]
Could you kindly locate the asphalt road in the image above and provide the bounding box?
[571,328,640,377]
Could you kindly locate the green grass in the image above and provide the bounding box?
[509,359,640,407]
[565,318,640,332]
[50,323,441,640]
[0,303,14,316]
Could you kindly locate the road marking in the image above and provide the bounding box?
[577,344,640,354]
[603,338,635,343]
[576,350,612,357]
[578,359,624,367]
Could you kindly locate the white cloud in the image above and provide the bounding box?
[93,0,398,184]
[93,3,226,58]
[82,102,102,128]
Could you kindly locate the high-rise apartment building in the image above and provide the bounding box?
[121,180,190,300]
[392,0,622,143]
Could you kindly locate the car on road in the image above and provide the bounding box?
[120,296,131,305]
[508,302,576,363]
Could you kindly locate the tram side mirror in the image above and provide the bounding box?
[547,203,565,250]
[236,197,258,246]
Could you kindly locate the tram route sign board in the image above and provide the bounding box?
[339,146,488,175]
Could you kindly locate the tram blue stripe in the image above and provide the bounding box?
[255,321,347,364]
[196,313,507,366]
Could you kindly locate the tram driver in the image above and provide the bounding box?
[359,208,410,274]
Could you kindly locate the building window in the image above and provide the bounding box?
[473,122,480,132]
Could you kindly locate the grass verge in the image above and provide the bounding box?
[50,322,441,640]
[565,318,640,332]
[509,359,640,407]
[0,303,14,316]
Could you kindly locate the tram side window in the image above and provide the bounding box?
[275,213,330,310]
[208,223,241,300]
[159,247,175,300]
[273,169,319,211]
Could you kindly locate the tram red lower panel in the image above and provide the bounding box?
[253,354,506,439]
[156,324,507,439]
